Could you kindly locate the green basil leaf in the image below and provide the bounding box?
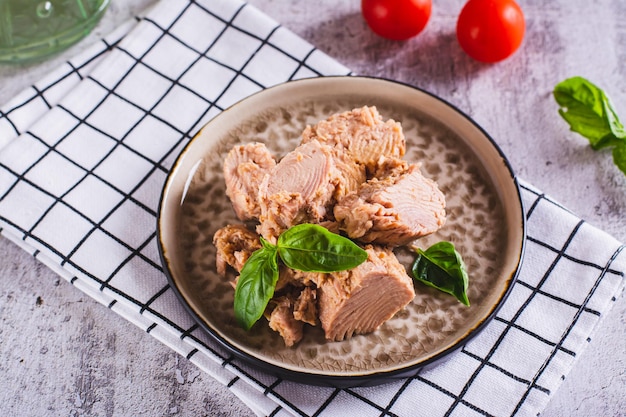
[411,241,470,306]
[613,142,626,176]
[593,132,625,150]
[233,239,279,330]
[277,224,368,272]
[554,77,626,149]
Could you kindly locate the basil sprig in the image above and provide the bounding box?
[411,241,470,306]
[554,76,626,175]
[278,224,369,272]
[234,238,279,331]
[234,224,368,330]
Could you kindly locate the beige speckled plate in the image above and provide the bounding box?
[157,76,526,387]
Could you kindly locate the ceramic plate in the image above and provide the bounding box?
[157,76,526,387]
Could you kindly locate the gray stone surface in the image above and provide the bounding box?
[0,0,625,416]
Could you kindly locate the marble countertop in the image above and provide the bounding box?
[1,0,624,415]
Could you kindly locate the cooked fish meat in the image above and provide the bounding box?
[293,286,318,326]
[224,142,276,221]
[267,295,304,347]
[301,106,406,175]
[266,285,318,347]
[317,245,415,341]
[329,149,367,201]
[334,162,446,246]
[215,106,447,347]
[257,139,339,241]
[213,224,262,277]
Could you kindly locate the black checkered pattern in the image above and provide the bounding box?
[0,1,624,416]
[0,19,141,147]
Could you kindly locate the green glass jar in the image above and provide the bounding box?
[0,0,110,64]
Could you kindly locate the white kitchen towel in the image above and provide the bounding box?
[0,18,139,149]
[0,1,624,417]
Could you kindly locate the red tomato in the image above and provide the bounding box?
[361,0,432,41]
[456,0,525,63]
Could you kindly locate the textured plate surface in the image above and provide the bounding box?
[157,76,526,386]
